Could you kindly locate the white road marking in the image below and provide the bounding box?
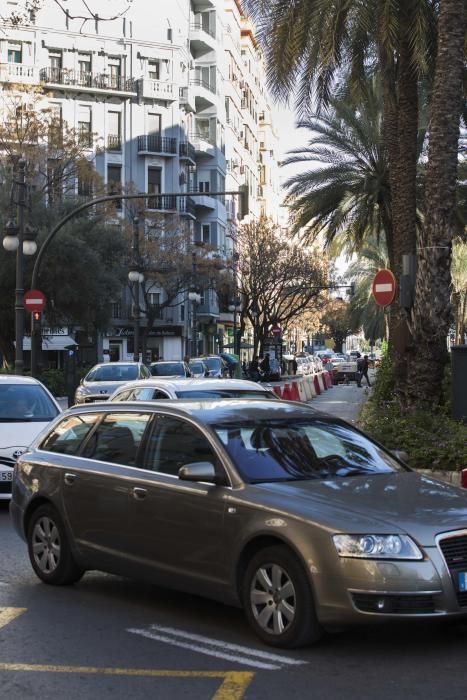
[127,624,308,671]
[375,283,393,292]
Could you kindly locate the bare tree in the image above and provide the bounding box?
[2,0,133,30]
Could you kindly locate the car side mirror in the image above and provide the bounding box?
[178,462,217,483]
[391,449,409,463]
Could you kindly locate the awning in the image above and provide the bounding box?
[22,335,78,351]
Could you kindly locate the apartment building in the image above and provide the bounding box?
[0,0,280,363]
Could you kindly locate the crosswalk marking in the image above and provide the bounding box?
[0,607,26,631]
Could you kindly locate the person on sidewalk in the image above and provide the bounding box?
[356,355,371,387]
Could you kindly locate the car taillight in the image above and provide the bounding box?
[461,469,467,489]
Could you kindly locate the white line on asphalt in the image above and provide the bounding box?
[127,624,308,670]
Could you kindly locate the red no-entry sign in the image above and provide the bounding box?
[23,289,46,313]
[372,269,396,306]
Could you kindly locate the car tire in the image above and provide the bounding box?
[27,504,84,586]
[242,545,322,648]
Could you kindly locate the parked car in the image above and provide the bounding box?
[109,377,278,401]
[74,362,151,404]
[0,375,61,500]
[11,398,467,648]
[198,355,229,378]
[188,359,210,379]
[149,361,191,378]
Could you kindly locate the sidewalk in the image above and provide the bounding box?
[307,375,374,424]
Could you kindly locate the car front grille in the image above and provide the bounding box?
[352,592,436,614]
[0,457,16,469]
[438,533,467,608]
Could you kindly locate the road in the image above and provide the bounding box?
[1,502,467,700]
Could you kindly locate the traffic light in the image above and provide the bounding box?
[32,311,42,331]
[238,184,249,220]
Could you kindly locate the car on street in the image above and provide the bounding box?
[74,362,151,404]
[109,377,278,401]
[11,398,467,648]
[0,375,61,500]
[188,359,210,378]
[149,361,191,378]
[198,355,230,378]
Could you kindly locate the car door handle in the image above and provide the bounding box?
[132,487,147,500]
[64,473,76,486]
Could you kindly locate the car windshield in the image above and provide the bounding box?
[86,365,138,382]
[212,419,405,483]
[202,357,221,370]
[0,384,59,422]
[150,363,185,376]
[175,390,277,399]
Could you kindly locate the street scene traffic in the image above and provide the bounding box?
[1,0,467,698]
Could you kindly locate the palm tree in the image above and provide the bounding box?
[451,240,467,346]
[282,78,392,261]
[406,0,467,409]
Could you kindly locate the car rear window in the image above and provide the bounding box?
[150,363,184,376]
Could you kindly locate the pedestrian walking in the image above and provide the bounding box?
[292,357,298,375]
[356,355,371,387]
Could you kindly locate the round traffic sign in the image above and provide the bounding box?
[271,326,282,337]
[372,269,396,306]
[23,289,46,313]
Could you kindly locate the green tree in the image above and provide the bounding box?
[346,242,390,343]
[320,299,359,354]
[451,239,467,346]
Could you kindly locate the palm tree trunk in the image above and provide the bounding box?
[406,0,466,409]
[380,32,419,406]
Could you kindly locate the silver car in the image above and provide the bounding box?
[108,377,278,401]
[10,399,467,648]
[74,362,151,404]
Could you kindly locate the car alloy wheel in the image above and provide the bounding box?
[27,504,84,586]
[243,545,322,648]
[250,563,297,636]
[32,515,61,575]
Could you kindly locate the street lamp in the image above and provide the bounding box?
[128,216,144,362]
[188,288,201,357]
[2,160,37,375]
[228,297,242,356]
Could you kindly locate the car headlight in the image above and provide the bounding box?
[332,534,423,560]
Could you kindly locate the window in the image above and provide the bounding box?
[48,51,62,81]
[108,57,121,87]
[111,301,122,318]
[108,111,121,150]
[48,103,62,147]
[148,59,160,80]
[8,43,22,63]
[81,412,151,467]
[107,164,122,208]
[202,224,210,243]
[78,106,92,147]
[78,172,93,197]
[40,414,97,455]
[199,181,210,193]
[147,112,161,135]
[78,53,92,79]
[147,167,161,209]
[144,416,219,476]
[47,160,62,204]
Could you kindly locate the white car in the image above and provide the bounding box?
[109,377,278,401]
[0,375,61,500]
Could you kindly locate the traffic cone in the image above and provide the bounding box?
[313,374,321,395]
[290,382,300,401]
[282,383,292,400]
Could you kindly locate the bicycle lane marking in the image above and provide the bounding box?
[0,665,254,699]
[0,607,27,630]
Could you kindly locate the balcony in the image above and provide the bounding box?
[107,135,122,151]
[189,190,217,210]
[145,194,177,212]
[189,132,216,157]
[179,86,196,113]
[190,23,216,57]
[137,78,176,102]
[0,63,38,84]
[179,141,196,164]
[137,135,177,156]
[189,77,216,111]
[40,68,136,96]
[179,195,196,218]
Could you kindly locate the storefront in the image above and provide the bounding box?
[103,325,185,362]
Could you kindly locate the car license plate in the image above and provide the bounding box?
[458,572,467,591]
[0,470,13,482]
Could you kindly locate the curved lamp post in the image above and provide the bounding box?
[2,160,37,374]
[128,216,144,362]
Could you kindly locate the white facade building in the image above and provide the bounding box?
[0,0,281,363]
